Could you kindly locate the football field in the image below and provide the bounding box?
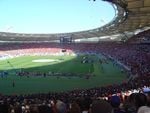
[0,54,127,95]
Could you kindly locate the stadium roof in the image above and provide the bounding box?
[0,0,150,42]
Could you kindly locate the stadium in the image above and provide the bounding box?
[0,0,150,113]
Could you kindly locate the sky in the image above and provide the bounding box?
[0,0,115,34]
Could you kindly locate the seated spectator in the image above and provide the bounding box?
[110,95,125,113]
[134,93,148,110]
[90,99,113,113]
[56,100,67,113]
[146,91,150,107]
[69,101,81,113]
[137,106,150,113]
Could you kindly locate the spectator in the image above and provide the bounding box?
[90,99,113,113]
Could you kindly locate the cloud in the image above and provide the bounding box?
[5,25,14,32]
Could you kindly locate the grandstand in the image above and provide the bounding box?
[0,0,150,113]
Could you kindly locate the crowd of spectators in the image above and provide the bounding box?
[1,41,149,77]
[0,29,150,113]
[96,43,150,77]
[0,74,150,113]
[128,29,150,43]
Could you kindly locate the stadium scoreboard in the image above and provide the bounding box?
[60,35,73,43]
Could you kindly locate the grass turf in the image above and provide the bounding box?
[0,55,127,95]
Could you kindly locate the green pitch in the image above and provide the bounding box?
[0,54,127,95]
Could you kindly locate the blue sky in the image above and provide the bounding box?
[0,0,115,34]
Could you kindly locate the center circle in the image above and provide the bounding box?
[32,59,60,63]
